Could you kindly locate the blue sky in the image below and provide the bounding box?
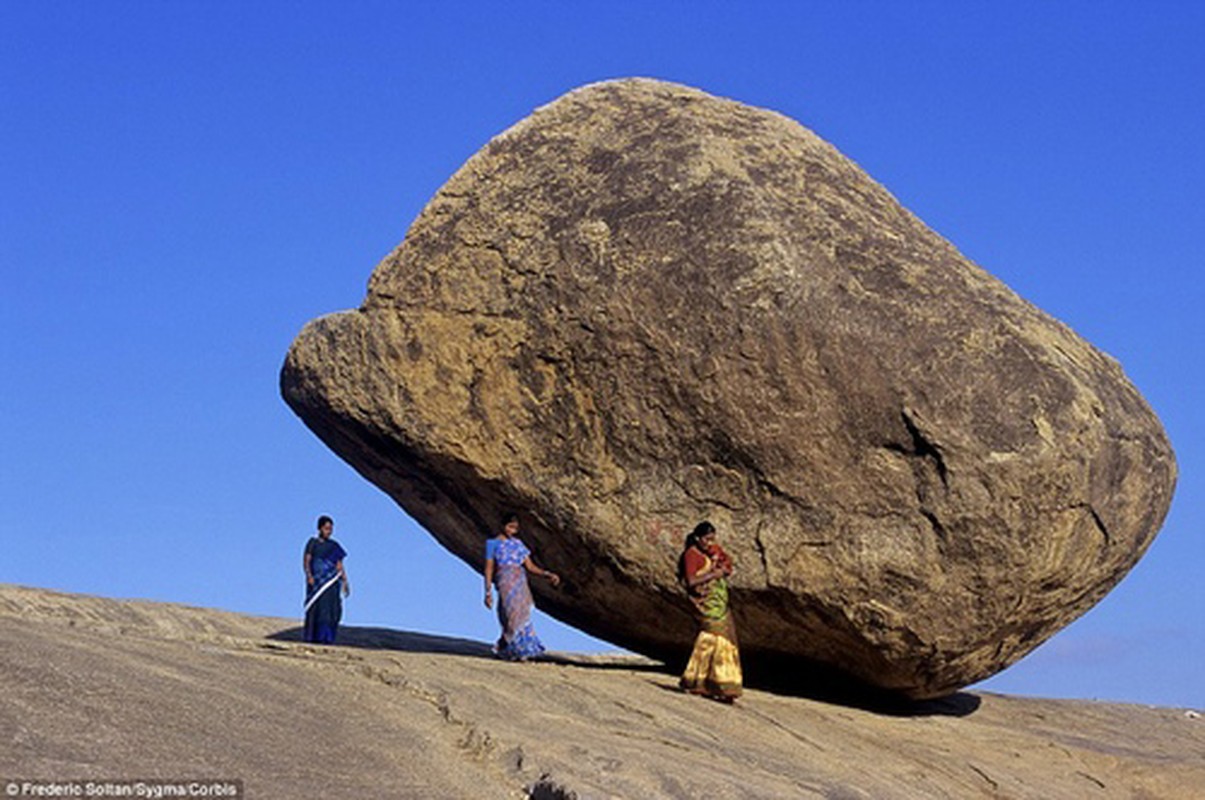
[2,2,1201,709]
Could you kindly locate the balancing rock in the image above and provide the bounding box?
[281,79,1175,698]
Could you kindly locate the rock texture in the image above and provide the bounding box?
[281,78,1176,698]
[3,585,1203,799]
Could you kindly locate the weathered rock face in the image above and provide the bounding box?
[281,78,1176,698]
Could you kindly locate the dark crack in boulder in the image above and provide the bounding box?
[281,78,1176,698]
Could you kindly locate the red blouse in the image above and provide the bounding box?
[682,546,710,580]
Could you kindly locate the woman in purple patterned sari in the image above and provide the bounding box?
[484,512,560,660]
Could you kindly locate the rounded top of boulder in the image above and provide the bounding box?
[283,78,1176,698]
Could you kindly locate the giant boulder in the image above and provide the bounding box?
[281,78,1176,698]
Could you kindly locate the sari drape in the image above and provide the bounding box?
[304,537,346,644]
[680,546,743,699]
[488,537,546,660]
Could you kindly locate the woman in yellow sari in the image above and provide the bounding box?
[678,521,743,702]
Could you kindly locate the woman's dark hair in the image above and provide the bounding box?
[677,521,716,582]
[316,515,333,530]
[500,511,519,527]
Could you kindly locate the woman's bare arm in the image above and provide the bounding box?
[686,565,725,589]
[484,558,495,608]
[522,556,561,587]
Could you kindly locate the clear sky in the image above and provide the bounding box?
[2,2,1201,709]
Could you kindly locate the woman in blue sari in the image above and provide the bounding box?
[303,515,349,644]
[484,512,560,660]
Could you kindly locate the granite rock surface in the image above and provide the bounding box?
[281,78,1175,698]
[4,585,1203,799]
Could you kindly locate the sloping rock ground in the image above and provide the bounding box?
[2,585,1201,799]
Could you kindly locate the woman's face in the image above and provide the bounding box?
[318,521,333,540]
[503,520,520,537]
[699,531,716,549]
